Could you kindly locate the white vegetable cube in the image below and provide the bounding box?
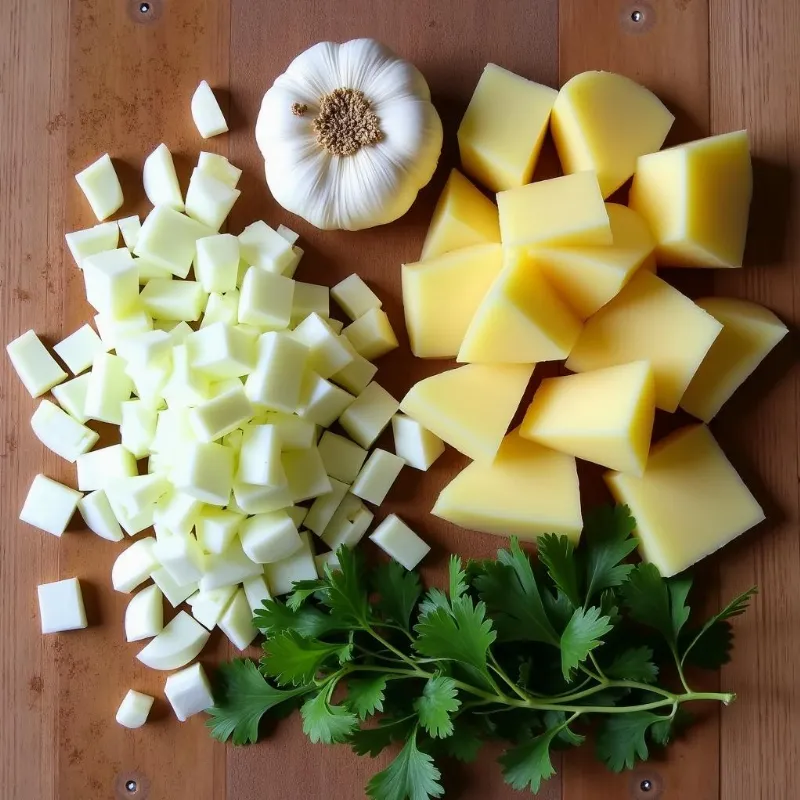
[116,690,155,729]
[172,441,234,506]
[75,153,123,221]
[6,330,67,397]
[82,248,139,317]
[222,427,244,454]
[165,664,215,722]
[143,143,184,211]
[191,80,228,138]
[151,407,201,460]
[239,220,295,274]
[291,282,329,326]
[243,574,272,615]
[305,477,350,536]
[187,322,255,379]
[125,584,164,642]
[116,330,172,370]
[351,449,405,505]
[112,537,159,593]
[65,222,120,267]
[244,332,308,413]
[84,353,133,425]
[168,321,194,346]
[137,611,210,671]
[37,577,88,633]
[198,151,241,188]
[240,511,302,563]
[238,266,295,330]
[370,514,430,570]
[297,371,355,428]
[190,387,254,442]
[331,274,382,320]
[287,505,308,528]
[140,278,207,322]
[392,414,445,471]
[265,531,318,596]
[317,431,368,483]
[53,324,106,375]
[52,374,91,423]
[276,224,299,245]
[190,585,236,629]
[233,479,292,515]
[78,489,124,542]
[94,309,153,350]
[118,215,141,250]
[331,344,378,396]
[135,206,214,279]
[185,169,241,231]
[238,424,285,486]
[292,313,354,378]
[339,381,400,449]
[162,345,210,408]
[342,308,399,360]
[30,399,99,462]
[209,377,244,399]
[199,539,263,591]
[315,551,341,576]
[327,318,344,335]
[151,568,198,607]
[153,489,203,537]
[195,234,239,293]
[321,494,374,551]
[262,411,316,450]
[195,508,243,554]
[284,246,304,279]
[108,474,169,519]
[127,362,169,410]
[20,475,82,537]
[120,400,158,458]
[153,532,206,586]
[76,444,137,491]
[202,291,240,327]
[107,493,155,537]
[218,588,258,650]
[135,257,174,284]
[282,446,332,503]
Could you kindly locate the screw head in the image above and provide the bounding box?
[640,779,653,792]
[631,9,643,22]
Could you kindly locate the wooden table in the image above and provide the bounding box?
[1,0,798,798]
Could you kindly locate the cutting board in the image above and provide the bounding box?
[1,0,798,798]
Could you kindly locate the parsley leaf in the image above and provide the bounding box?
[442,722,482,762]
[418,587,450,616]
[415,676,461,739]
[351,716,417,757]
[286,579,328,611]
[366,729,444,800]
[260,630,352,686]
[560,606,614,681]
[583,505,638,603]
[448,554,469,601]
[604,646,659,683]
[538,533,581,607]
[254,599,346,639]
[373,560,422,631]
[346,675,388,720]
[301,690,358,744]
[596,711,669,772]
[319,545,370,625]
[499,727,559,792]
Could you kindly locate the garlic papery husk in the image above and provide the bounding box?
[256,39,443,231]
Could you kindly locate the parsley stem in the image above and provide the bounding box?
[488,651,530,702]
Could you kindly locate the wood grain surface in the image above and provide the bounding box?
[1,1,797,799]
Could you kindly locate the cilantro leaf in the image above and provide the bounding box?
[543,710,585,747]
[286,579,328,611]
[260,630,352,686]
[373,560,422,631]
[604,646,659,683]
[583,505,638,603]
[542,588,576,633]
[596,710,670,771]
[318,546,370,625]
[418,588,450,616]
[449,555,468,601]
[442,722,482,762]
[346,675,388,720]
[301,690,358,744]
[254,599,346,639]
[499,727,559,792]
[538,533,581,607]
[415,676,461,739]
[366,729,443,800]
[351,716,417,757]
[668,577,692,639]
[206,659,310,745]
[560,606,614,681]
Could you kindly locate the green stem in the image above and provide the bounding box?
[488,651,530,701]
[371,620,416,641]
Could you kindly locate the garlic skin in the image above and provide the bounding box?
[256,39,443,231]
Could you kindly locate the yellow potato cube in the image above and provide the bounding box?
[551,71,674,198]
[566,271,722,412]
[432,429,582,542]
[606,425,764,577]
[400,363,533,462]
[458,249,583,364]
[521,361,655,475]
[680,298,788,422]
[420,169,501,260]
[402,244,504,359]
[533,203,656,320]
[629,130,752,267]
[458,64,557,192]
[498,171,611,249]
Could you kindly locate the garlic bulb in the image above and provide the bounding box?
[256,39,443,231]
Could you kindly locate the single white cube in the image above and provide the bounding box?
[137,611,210,671]
[283,245,304,279]
[190,387,253,442]
[305,477,350,536]
[82,248,139,317]
[339,381,399,449]
[276,224,299,245]
[153,533,206,586]
[20,475,82,537]
[238,266,295,330]
[199,540,263,591]
[195,507,243,554]
[120,400,158,458]
[52,374,91,423]
[37,577,88,633]
[65,222,120,267]
[198,151,241,188]
[135,206,214,279]
[108,474,169,520]
[75,153,123,221]
[112,537,159,592]
[218,588,258,650]
[116,689,155,729]
[242,574,272,615]
[78,489,124,542]
[152,490,202,537]
[151,407,201,461]
[331,274,382,321]
[321,494,374,551]
[261,410,316,450]
[106,492,155,537]
[125,584,164,642]
[185,168,241,231]
[191,81,229,138]
[84,353,133,425]
[30,399,99,462]
[281,446,332,503]
[317,431,368,483]
[172,441,234,507]
[161,345,211,408]
[140,278,207,322]
[117,215,142,250]
[244,332,308,413]
[238,220,295,274]
[392,413,446,471]
[238,424,285,486]
[7,330,67,397]
[233,479,292,515]
[116,329,172,370]
[342,308,399,361]
[143,143,184,211]
[190,584,237,629]
[287,505,308,529]
[187,322,255,379]
[331,336,377,395]
[291,282,329,326]
[291,313,354,379]
[195,234,239,293]
[240,511,302,563]
[297,371,355,428]
[135,256,174,284]
[351,449,405,505]
[264,531,318,596]
[202,291,240,327]
[53,324,106,375]
[164,663,215,723]
[94,308,153,350]
[315,550,341,576]
[76,444,137,491]
[151,567,198,608]
[370,514,430,570]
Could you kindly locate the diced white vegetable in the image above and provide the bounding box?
[190,584,236,629]
[107,492,155,537]
[238,266,295,329]
[168,320,194,346]
[162,345,210,408]
[218,588,258,650]
[276,224,299,245]
[185,168,241,231]
[222,427,244,453]
[238,221,294,274]
[118,215,142,250]
[76,444,137,491]
[94,308,153,350]
[52,374,91,423]
[151,567,198,607]
[190,387,253,442]
[317,431,368,483]
[135,206,214,279]
[199,539,263,591]
[82,248,139,317]
[284,246,304,279]
[202,291,240,327]
[351,449,405,505]
[315,550,341,576]
[75,153,123,221]
[53,324,106,375]
[237,424,284,487]
[78,489,124,542]
[195,234,239,293]
[84,353,133,425]
[265,531,317,596]
[20,474,82,537]
[151,408,200,462]
[282,446,332,503]
[339,381,399,449]
[6,330,67,397]
[244,332,308,412]
[392,413,445,471]
[65,222,120,267]
[143,143,184,211]
[153,533,206,586]
[136,611,210,671]
[37,578,88,633]
[116,690,154,729]
[191,81,228,138]
[331,274,382,321]
[172,441,234,506]
[187,322,255,379]
[261,411,316,450]
[287,505,308,528]
[198,151,241,188]
[134,256,174,283]
[330,338,377,395]
[116,330,172,370]
[297,371,355,428]
[112,537,158,593]
[30,399,99,462]
[232,479,292,515]
[305,478,349,536]
[341,307,399,361]
[164,663,215,722]
[240,511,302,563]
[120,400,158,458]
[108,474,169,520]
[291,313,354,378]
[153,489,203,536]
[125,584,164,642]
[242,574,271,615]
[369,514,430,570]
[327,318,344,335]
[321,494,373,551]
[140,278,207,322]
[291,282,329,326]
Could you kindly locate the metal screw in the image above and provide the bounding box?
[125,780,138,794]
[139,2,150,12]
[640,779,653,792]
[631,9,644,22]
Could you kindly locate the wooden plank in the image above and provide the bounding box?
[709,2,800,799]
